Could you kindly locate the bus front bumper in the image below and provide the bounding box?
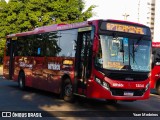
[86,78,150,101]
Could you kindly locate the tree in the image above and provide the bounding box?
[0,0,96,60]
[0,39,5,63]
[0,0,95,36]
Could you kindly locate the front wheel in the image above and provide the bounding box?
[18,72,25,90]
[156,81,160,95]
[63,79,74,102]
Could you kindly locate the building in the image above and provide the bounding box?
[146,0,160,42]
[120,0,158,41]
[152,0,160,42]
[147,0,156,40]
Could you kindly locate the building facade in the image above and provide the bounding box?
[146,0,160,42]
[147,0,156,40]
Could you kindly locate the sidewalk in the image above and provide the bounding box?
[0,66,3,76]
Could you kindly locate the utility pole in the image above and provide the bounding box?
[123,13,130,20]
[137,0,140,22]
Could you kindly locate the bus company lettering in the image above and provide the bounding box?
[113,83,124,87]
[48,62,60,70]
[136,84,144,88]
[19,62,33,68]
[106,23,145,35]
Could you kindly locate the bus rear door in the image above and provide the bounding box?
[3,38,16,80]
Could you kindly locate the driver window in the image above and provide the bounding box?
[95,41,103,67]
[110,39,120,57]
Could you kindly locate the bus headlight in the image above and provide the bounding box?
[95,77,101,84]
[95,77,110,90]
[102,81,110,90]
[145,83,150,91]
[148,72,151,77]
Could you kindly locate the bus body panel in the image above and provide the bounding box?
[150,65,160,89]
[3,19,152,101]
[87,79,150,100]
[151,42,160,90]
[9,56,75,94]
[86,68,150,100]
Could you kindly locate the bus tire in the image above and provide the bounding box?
[18,72,25,90]
[63,79,74,102]
[156,81,160,95]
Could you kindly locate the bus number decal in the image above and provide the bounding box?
[48,62,60,70]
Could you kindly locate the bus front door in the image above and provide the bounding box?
[74,30,92,96]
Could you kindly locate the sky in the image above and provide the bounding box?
[85,0,160,41]
[5,0,147,24]
[4,0,160,41]
[85,0,148,25]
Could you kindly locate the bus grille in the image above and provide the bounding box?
[110,88,145,96]
[107,74,148,81]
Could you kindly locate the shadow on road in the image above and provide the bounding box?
[0,78,160,119]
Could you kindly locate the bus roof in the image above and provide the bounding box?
[7,21,90,38]
[6,19,149,38]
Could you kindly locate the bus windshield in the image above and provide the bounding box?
[95,35,151,72]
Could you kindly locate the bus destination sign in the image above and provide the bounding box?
[104,23,147,35]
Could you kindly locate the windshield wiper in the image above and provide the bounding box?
[122,65,132,70]
[132,37,143,64]
[120,39,124,63]
[132,41,135,63]
[134,36,143,52]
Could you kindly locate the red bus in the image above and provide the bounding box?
[151,42,160,95]
[3,19,151,102]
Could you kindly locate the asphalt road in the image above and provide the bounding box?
[0,68,160,120]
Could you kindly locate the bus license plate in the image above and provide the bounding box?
[124,91,134,96]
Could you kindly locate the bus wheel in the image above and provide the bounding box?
[156,81,160,95]
[63,79,74,102]
[18,72,25,90]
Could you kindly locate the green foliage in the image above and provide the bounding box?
[0,38,5,63]
[0,38,5,56]
[0,0,95,59]
[0,0,95,36]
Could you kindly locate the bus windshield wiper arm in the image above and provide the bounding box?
[134,36,143,52]
[120,39,124,63]
[132,41,135,63]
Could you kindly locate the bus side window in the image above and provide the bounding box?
[95,41,103,67]
[45,32,61,57]
[58,29,78,57]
